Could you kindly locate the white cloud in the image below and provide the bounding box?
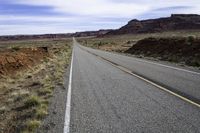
[0,25,68,35]
[0,15,77,22]
[14,0,200,16]
[0,23,121,35]
[1,0,200,35]
[15,0,150,17]
[0,14,123,35]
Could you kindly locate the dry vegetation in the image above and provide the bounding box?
[126,36,200,67]
[0,38,72,133]
[78,30,200,49]
[78,30,200,67]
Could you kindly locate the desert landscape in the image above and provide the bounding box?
[1,14,200,133]
[0,38,72,132]
[79,30,200,68]
[77,15,200,68]
[1,0,200,132]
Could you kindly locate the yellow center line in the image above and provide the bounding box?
[80,46,200,109]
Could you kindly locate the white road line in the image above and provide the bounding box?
[79,44,200,108]
[84,47,200,75]
[94,53,200,108]
[63,46,74,133]
[119,65,200,108]
[131,57,200,75]
[78,39,200,108]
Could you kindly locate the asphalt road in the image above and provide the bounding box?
[67,39,200,133]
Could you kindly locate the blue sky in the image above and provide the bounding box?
[0,0,200,35]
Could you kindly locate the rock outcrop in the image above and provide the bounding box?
[106,14,200,35]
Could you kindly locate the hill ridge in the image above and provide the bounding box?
[106,14,200,35]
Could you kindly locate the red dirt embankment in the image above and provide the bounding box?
[126,37,200,67]
[0,47,49,76]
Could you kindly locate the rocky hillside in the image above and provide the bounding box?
[106,14,200,35]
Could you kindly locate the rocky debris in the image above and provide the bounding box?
[106,14,200,35]
[125,37,200,67]
[0,47,49,76]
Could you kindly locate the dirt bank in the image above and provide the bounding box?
[0,42,71,133]
[0,47,49,76]
[126,37,200,67]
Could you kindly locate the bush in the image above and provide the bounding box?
[26,120,41,132]
[188,36,195,42]
[24,95,41,108]
[38,88,52,96]
[11,46,20,51]
[186,59,200,67]
[35,106,48,119]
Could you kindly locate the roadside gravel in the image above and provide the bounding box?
[37,67,70,133]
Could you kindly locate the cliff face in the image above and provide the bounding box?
[106,14,200,35]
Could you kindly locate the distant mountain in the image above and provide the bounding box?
[0,29,111,41]
[106,14,200,35]
[73,29,111,37]
[0,34,72,41]
[2,14,200,40]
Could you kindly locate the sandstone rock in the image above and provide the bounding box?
[106,14,200,35]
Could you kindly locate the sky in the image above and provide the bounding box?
[0,0,200,35]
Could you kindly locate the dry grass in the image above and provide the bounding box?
[38,88,53,96]
[24,95,42,108]
[25,120,41,132]
[78,30,200,52]
[21,44,72,132]
[78,30,200,67]
[0,38,71,49]
[35,105,48,119]
[0,106,7,114]
[0,39,72,133]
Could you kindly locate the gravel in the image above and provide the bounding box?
[37,67,70,133]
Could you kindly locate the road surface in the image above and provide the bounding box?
[65,39,200,133]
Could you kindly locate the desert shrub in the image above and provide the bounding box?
[35,105,48,119]
[187,36,195,45]
[11,46,20,51]
[38,88,52,96]
[26,120,41,132]
[24,95,41,108]
[186,59,200,67]
[167,55,179,63]
[188,36,195,42]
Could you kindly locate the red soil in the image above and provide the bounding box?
[0,47,49,76]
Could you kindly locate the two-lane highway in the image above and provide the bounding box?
[79,44,200,104]
[64,39,200,133]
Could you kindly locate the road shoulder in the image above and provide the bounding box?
[37,66,70,133]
